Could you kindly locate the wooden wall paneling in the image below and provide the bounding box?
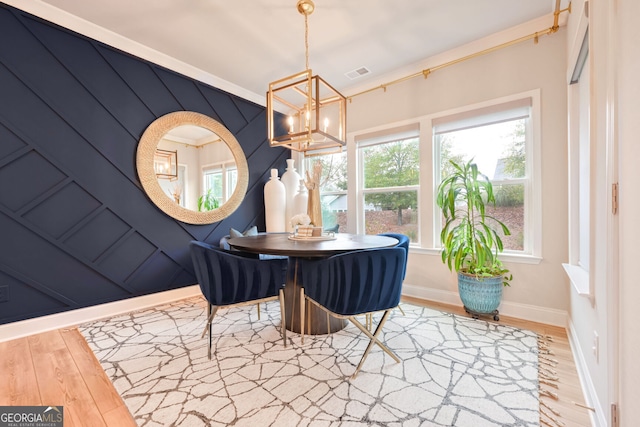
[25,16,157,139]
[155,69,221,120]
[96,47,184,119]
[0,123,27,161]
[0,3,289,324]
[22,182,103,240]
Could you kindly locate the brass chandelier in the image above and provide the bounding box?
[266,0,347,156]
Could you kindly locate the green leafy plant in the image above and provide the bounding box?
[197,189,219,212]
[436,159,512,286]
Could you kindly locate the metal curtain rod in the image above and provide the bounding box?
[347,2,572,102]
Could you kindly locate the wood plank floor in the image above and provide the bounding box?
[0,328,136,427]
[0,297,592,427]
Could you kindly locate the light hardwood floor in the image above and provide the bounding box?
[0,297,592,427]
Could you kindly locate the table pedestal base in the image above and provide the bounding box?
[283,259,347,335]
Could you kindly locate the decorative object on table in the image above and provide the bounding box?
[266,0,347,156]
[290,213,311,229]
[292,225,324,238]
[290,213,327,239]
[436,159,512,321]
[292,179,308,221]
[281,159,302,232]
[264,168,286,232]
[82,298,540,427]
[304,161,323,227]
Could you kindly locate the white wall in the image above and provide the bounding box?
[616,0,640,424]
[565,0,640,423]
[346,29,569,325]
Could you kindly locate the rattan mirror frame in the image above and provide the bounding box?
[136,111,248,224]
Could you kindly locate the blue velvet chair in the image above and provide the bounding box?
[377,233,409,279]
[298,247,406,378]
[378,233,409,317]
[189,241,287,359]
[219,233,288,320]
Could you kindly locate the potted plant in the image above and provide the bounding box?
[436,159,512,321]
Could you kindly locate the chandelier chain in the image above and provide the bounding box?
[304,12,310,70]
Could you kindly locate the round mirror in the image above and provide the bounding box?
[137,111,248,224]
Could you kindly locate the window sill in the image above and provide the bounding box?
[562,263,590,296]
[410,247,542,265]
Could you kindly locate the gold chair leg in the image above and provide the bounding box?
[201,305,219,338]
[279,289,287,347]
[397,304,406,316]
[350,310,399,379]
[257,303,261,320]
[300,287,305,344]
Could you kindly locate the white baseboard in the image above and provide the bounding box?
[567,319,605,427]
[1,282,568,342]
[0,285,201,343]
[402,283,568,327]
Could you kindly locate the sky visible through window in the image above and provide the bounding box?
[444,120,520,179]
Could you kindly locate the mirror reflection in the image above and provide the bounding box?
[136,111,248,225]
[155,125,238,212]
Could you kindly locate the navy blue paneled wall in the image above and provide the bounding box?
[0,4,289,324]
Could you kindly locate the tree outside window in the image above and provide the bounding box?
[360,137,419,241]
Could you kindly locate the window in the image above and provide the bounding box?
[203,162,236,206]
[347,91,540,262]
[355,129,420,242]
[304,151,348,230]
[433,98,532,252]
[226,166,238,200]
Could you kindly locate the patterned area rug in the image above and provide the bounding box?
[80,297,539,427]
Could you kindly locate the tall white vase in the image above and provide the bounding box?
[292,179,308,222]
[281,159,301,232]
[264,169,286,232]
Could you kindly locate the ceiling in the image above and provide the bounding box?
[32,0,561,99]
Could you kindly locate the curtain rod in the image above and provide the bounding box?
[347,2,572,102]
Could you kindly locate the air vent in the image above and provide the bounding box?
[345,66,371,80]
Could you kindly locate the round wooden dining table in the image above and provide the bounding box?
[227,233,399,335]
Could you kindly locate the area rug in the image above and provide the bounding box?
[80,297,540,427]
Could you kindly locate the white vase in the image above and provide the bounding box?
[281,159,301,232]
[264,169,286,232]
[292,179,308,223]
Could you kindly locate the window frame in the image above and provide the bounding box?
[564,14,592,297]
[346,90,542,264]
[202,161,236,205]
[356,133,420,243]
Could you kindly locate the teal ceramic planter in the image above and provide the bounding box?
[457,272,503,316]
